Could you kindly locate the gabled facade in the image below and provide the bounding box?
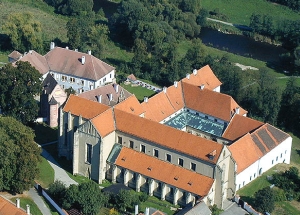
[58,65,292,210]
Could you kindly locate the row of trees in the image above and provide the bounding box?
[267,0,300,11]
[44,0,93,16]
[48,180,149,215]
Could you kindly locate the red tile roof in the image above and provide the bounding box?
[45,47,114,81]
[127,74,137,81]
[114,109,223,164]
[115,147,214,197]
[114,95,145,116]
[142,82,185,122]
[229,123,290,173]
[19,51,49,74]
[92,108,115,137]
[182,82,247,121]
[182,65,222,90]
[63,94,110,119]
[222,114,264,141]
[0,196,27,215]
[228,133,263,173]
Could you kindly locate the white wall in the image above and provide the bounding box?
[236,136,292,190]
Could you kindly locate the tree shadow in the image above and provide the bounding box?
[239,195,255,206]
[0,33,12,51]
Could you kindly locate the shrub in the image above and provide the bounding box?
[47,180,67,204]
[273,188,286,202]
[139,192,149,202]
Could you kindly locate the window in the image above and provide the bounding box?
[86,143,92,164]
[281,153,283,158]
[158,182,162,191]
[178,158,183,167]
[205,115,208,119]
[238,184,241,189]
[243,181,245,186]
[154,149,159,157]
[64,123,68,145]
[166,154,171,162]
[118,136,122,144]
[250,176,252,181]
[276,156,278,161]
[110,74,112,78]
[170,187,174,195]
[272,160,274,164]
[214,119,217,122]
[133,173,136,181]
[104,77,106,82]
[254,173,256,178]
[141,144,146,153]
[61,75,67,82]
[285,150,287,154]
[129,141,134,149]
[191,162,196,171]
[81,80,85,86]
[70,77,75,83]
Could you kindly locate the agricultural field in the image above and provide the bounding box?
[201,0,300,25]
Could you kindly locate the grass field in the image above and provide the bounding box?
[201,0,300,25]
[36,157,54,188]
[0,1,68,43]
[11,197,43,215]
[121,83,156,101]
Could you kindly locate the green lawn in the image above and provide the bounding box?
[11,197,43,215]
[36,156,54,188]
[121,83,156,102]
[140,195,177,215]
[0,52,9,63]
[201,0,300,25]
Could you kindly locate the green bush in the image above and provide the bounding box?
[273,188,286,202]
[139,192,149,202]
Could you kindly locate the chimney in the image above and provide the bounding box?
[82,56,85,65]
[193,69,198,75]
[114,84,119,93]
[50,41,55,50]
[145,207,150,215]
[97,95,102,103]
[186,73,190,79]
[88,50,92,55]
[174,81,178,88]
[144,97,148,103]
[66,46,69,50]
[163,87,167,93]
[26,204,30,215]
[16,198,20,208]
[135,205,138,215]
[75,49,78,52]
[109,93,113,101]
[200,84,205,90]
[236,107,240,114]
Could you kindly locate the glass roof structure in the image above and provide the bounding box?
[107,143,122,163]
[164,111,226,137]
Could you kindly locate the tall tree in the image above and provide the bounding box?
[0,61,42,124]
[2,12,43,53]
[0,116,41,193]
[254,187,275,213]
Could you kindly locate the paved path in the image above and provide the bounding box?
[41,148,78,187]
[207,17,252,31]
[28,188,52,215]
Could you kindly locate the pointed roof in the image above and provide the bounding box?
[115,147,214,197]
[63,94,110,119]
[114,109,223,164]
[114,95,144,115]
[18,50,49,74]
[42,73,58,94]
[229,133,263,173]
[78,83,132,106]
[222,114,264,141]
[229,124,291,173]
[8,51,22,60]
[182,82,247,122]
[91,108,115,137]
[45,47,115,81]
[127,74,137,81]
[142,82,184,122]
[182,65,222,90]
[49,96,58,105]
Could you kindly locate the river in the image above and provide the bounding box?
[199,28,287,63]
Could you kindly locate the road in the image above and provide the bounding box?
[207,17,252,31]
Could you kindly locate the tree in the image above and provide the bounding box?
[48,180,67,203]
[254,187,275,213]
[77,181,107,215]
[0,61,42,124]
[115,189,140,212]
[0,116,41,193]
[59,0,93,16]
[2,12,43,53]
